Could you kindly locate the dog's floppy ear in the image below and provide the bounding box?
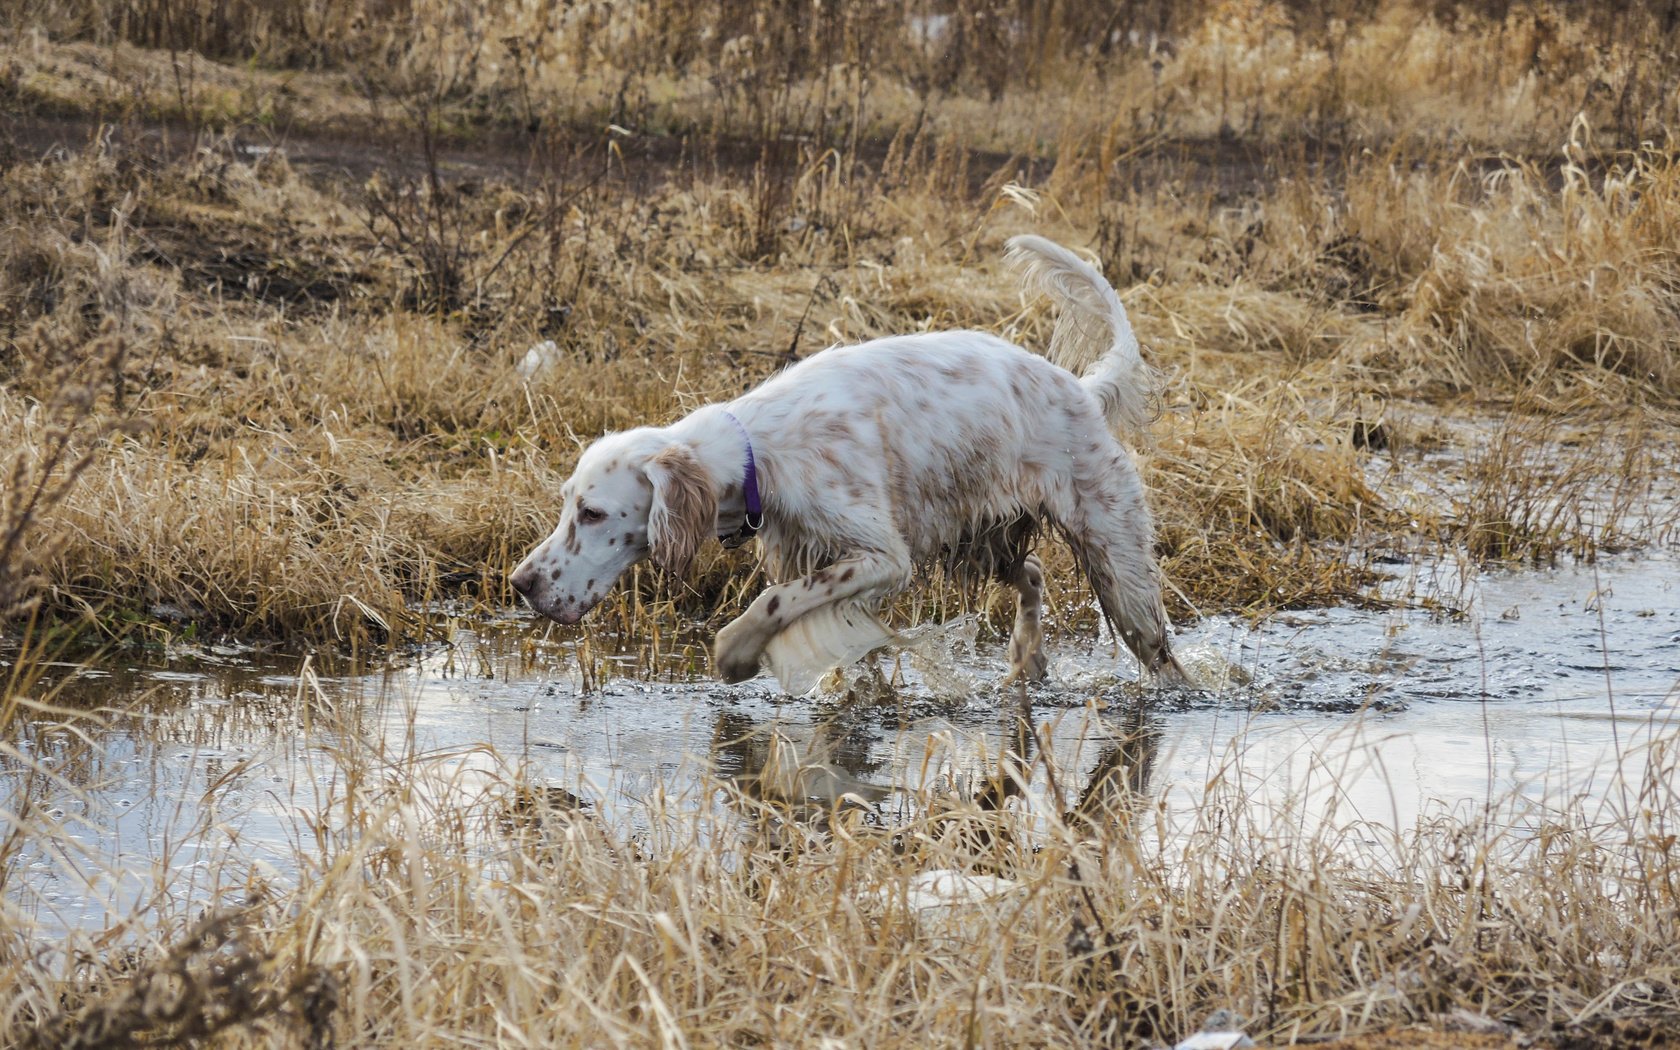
[644,443,717,577]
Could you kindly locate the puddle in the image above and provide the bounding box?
[5,551,1677,934]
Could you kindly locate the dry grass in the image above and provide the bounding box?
[1,10,1679,1039]
[0,80,1673,642]
[0,5,1675,645]
[3,686,1678,1048]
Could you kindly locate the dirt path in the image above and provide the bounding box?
[4,106,1296,201]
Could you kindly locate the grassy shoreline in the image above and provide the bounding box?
[1,79,1673,645]
[5,671,1679,1049]
[3,3,1680,1045]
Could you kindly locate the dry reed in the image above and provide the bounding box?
[5,9,1680,1049]
[4,681,1678,1047]
[2,52,1674,643]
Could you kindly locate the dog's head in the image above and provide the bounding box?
[510,428,717,625]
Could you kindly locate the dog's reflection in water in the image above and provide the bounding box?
[706,689,1165,868]
[709,706,889,818]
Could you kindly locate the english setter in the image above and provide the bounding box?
[511,236,1182,692]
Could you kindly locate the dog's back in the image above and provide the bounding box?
[736,331,1107,564]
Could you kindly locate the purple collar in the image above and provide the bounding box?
[720,411,763,547]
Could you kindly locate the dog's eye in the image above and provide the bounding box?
[578,506,608,525]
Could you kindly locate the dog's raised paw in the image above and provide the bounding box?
[713,621,763,684]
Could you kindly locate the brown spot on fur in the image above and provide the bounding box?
[586,579,595,590]
[767,595,781,615]
[840,567,855,582]
[550,569,561,581]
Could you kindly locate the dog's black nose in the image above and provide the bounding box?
[509,564,537,596]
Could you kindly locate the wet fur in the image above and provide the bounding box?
[645,443,716,576]
[511,235,1181,687]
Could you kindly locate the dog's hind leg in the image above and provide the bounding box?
[1002,553,1050,684]
[1056,446,1183,681]
[961,516,1049,684]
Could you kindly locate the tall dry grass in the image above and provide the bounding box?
[4,684,1678,1047]
[0,2,1676,643]
[2,7,1678,1047]
[8,1,1679,149]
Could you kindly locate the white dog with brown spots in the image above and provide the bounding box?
[511,236,1184,692]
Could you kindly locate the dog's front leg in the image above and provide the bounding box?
[714,551,906,684]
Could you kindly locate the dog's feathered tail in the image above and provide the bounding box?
[1005,235,1153,434]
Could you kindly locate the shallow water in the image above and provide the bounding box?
[6,551,1678,933]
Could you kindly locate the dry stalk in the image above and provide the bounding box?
[16,908,337,1050]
